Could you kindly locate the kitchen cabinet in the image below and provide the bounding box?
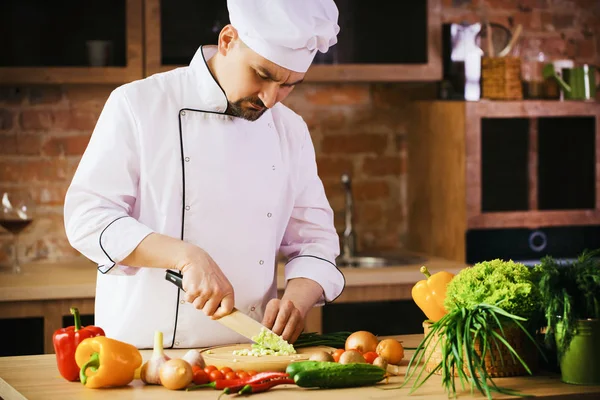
[0,0,144,84]
[1,0,442,84]
[145,0,442,82]
[407,100,600,264]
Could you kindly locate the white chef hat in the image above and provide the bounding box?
[227,0,340,73]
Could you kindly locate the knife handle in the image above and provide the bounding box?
[165,269,184,291]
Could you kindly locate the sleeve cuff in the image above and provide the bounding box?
[97,216,153,274]
[284,255,345,305]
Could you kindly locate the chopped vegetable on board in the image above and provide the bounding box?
[232,327,296,356]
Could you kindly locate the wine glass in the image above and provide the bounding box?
[1,190,35,274]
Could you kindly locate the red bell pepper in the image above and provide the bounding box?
[52,307,105,381]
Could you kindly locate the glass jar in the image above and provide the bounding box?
[521,39,547,99]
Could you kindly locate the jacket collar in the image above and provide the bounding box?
[189,45,229,114]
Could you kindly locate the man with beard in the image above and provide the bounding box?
[63,0,345,349]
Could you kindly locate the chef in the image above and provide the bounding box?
[63,0,345,349]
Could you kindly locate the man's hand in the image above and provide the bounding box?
[262,299,305,343]
[178,248,235,319]
[262,277,324,343]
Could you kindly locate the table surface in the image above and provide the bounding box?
[0,254,469,302]
[1,335,599,400]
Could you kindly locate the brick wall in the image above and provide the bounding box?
[1,0,598,264]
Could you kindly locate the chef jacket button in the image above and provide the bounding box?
[272,165,276,171]
[268,122,273,129]
[185,205,190,211]
[175,341,180,346]
[180,110,186,116]
[180,299,185,304]
[267,212,272,218]
[259,260,264,265]
[185,157,190,162]
[250,307,256,311]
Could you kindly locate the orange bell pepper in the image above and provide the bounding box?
[411,266,454,322]
[75,336,142,388]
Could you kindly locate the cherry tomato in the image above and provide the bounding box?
[332,348,345,363]
[363,351,378,364]
[236,371,250,379]
[224,371,237,380]
[220,366,233,375]
[204,365,217,374]
[192,365,202,373]
[209,370,224,381]
[193,369,210,385]
[246,370,258,376]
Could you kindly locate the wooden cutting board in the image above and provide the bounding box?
[201,344,336,372]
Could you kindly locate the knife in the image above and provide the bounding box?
[165,269,278,343]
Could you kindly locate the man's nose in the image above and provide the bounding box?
[259,84,280,109]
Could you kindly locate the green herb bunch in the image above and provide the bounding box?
[534,249,600,356]
[293,331,352,349]
[391,304,542,399]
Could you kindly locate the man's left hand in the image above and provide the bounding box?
[262,299,304,343]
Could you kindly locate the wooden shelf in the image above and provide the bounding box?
[304,63,442,82]
[466,100,600,118]
[468,210,600,229]
[0,0,144,85]
[0,67,142,85]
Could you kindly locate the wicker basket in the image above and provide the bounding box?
[481,57,523,100]
[422,321,538,378]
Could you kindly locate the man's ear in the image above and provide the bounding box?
[217,24,239,55]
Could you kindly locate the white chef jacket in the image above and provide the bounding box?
[63,45,345,349]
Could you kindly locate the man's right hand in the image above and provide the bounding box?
[121,233,235,318]
[178,248,235,319]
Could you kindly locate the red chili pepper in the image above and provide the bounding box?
[187,371,289,391]
[238,378,295,394]
[52,307,105,381]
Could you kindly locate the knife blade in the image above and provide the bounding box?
[165,269,277,343]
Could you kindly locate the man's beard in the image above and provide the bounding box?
[227,96,267,121]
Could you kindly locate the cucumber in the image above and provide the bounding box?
[285,361,339,378]
[292,363,386,389]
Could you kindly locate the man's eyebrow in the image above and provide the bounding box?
[255,66,303,86]
[284,78,304,86]
[255,66,278,81]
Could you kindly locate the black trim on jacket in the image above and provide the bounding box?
[97,215,129,274]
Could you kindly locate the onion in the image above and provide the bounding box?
[140,331,170,385]
[182,349,205,369]
[159,358,193,390]
[345,331,379,353]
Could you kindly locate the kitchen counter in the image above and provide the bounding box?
[1,334,599,400]
[0,254,468,353]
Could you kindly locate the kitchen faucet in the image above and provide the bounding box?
[341,173,356,259]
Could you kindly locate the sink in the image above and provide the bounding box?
[337,253,427,268]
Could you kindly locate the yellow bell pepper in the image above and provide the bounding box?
[75,336,142,388]
[412,266,455,322]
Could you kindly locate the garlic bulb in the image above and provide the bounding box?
[182,349,205,369]
[140,330,170,385]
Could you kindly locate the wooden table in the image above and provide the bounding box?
[0,255,468,353]
[1,335,599,400]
